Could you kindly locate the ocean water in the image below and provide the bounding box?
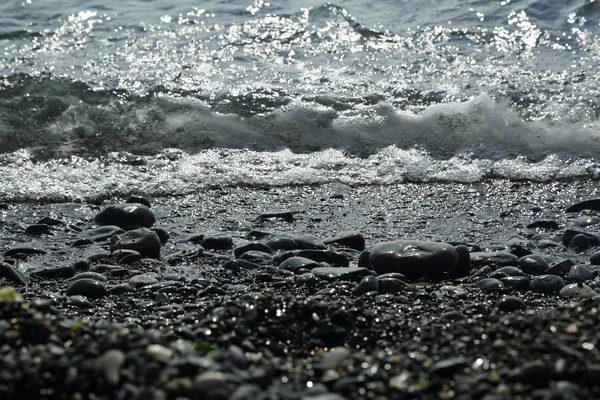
[0,0,599,202]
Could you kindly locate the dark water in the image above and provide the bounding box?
[1,0,599,201]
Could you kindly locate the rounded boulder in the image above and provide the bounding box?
[370,240,458,279]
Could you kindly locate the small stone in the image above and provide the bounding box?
[293,234,326,250]
[434,285,467,299]
[475,278,505,292]
[377,277,416,294]
[312,322,347,346]
[590,251,600,265]
[4,247,47,257]
[279,257,320,272]
[566,199,600,213]
[353,276,379,296]
[568,265,594,281]
[238,251,273,264]
[68,272,108,282]
[471,252,519,267]
[559,282,597,298]
[263,236,298,251]
[202,235,234,250]
[562,229,600,248]
[496,266,526,276]
[370,240,458,279]
[296,250,349,267]
[82,225,125,242]
[296,273,320,286]
[29,265,75,279]
[323,232,365,251]
[500,276,531,291]
[129,274,159,287]
[531,275,565,294]
[569,234,592,252]
[497,296,526,312]
[526,220,559,230]
[312,266,370,281]
[546,259,575,276]
[518,254,548,275]
[24,224,51,235]
[0,262,28,285]
[110,228,161,259]
[430,357,468,377]
[320,347,352,370]
[126,195,151,208]
[66,279,107,299]
[95,203,155,230]
[146,344,173,362]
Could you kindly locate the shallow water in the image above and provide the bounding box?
[1,0,599,201]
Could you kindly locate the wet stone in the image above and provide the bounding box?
[311,266,370,281]
[569,233,592,252]
[353,275,379,296]
[126,195,151,208]
[475,278,505,292]
[471,252,519,267]
[24,224,51,235]
[82,226,125,242]
[296,250,349,267]
[496,266,526,276]
[238,251,273,264]
[546,259,575,276]
[590,250,600,265]
[29,265,75,279]
[296,272,320,286]
[68,272,108,283]
[202,235,234,250]
[497,296,526,312]
[110,228,161,259]
[377,277,416,294]
[66,278,107,299]
[95,203,156,230]
[129,274,159,288]
[323,231,365,251]
[370,240,458,279]
[531,275,565,294]
[4,247,48,257]
[562,229,600,248]
[568,265,594,281]
[233,242,272,258]
[500,276,531,291]
[559,283,597,298]
[263,236,298,251]
[279,256,320,272]
[518,254,548,275]
[293,234,327,250]
[433,285,467,299]
[0,262,28,285]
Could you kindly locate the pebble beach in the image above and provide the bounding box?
[3,181,600,399]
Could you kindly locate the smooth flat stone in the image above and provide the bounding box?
[279,256,320,272]
[110,228,161,259]
[531,275,565,294]
[66,278,107,299]
[0,262,28,285]
[311,266,370,281]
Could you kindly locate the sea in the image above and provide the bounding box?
[0,0,599,203]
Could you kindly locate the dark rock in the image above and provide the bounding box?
[296,250,349,267]
[568,265,594,281]
[430,357,468,377]
[518,254,549,275]
[111,249,142,264]
[559,282,597,298]
[126,195,151,208]
[531,275,565,294]
[68,272,108,282]
[24,224,51,235]
[575,216,600,228]
[433,285,467,299]
[311,266,370,281]
[66,278,107,299]
[82,225,125,242]
[293,234,326,250]
[450,244,471,278]
[222,259,260,272]
[471,252,519,267]
[108,283,135,295]
[569,234,592,252]
[70,238,94,247]
[500,276,531,291]
[279,257,320,272]
[4,247,47,257]
[37,217,64,226]
[353,276,379,296]
[312,322,347,346]
[202,235,234,250]
[510,359,551,385]
[546,259,575,276]
[255,211,296,222]
[95,203,155,230]
[562,229,600,248]
[591,250,600,265]
[475,278,504,292]
[233,242,272,258]
[497,296,526,312]
[566,199,600,213]
[296,273,320,286]
[238,251,273,264]
[370,240,458,279]
[323,232,365,251]
[151,227,170,244]
[110,228,161,259]
[129,274,159,287]
[358,250,371,269]
[263,236,298,251]
[0,262,28,285]
[377,277,416,294]
[496,266,526,276]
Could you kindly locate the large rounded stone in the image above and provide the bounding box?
[95,203,155,230]
[66,278,107,299]
[110,228,161,259]
[369,240,458,279]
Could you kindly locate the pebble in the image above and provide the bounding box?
[590,250,600,265]
[29,265,75,279]
[475,278,505,292]
[531,275,565,294]
[202,235,234,250]
[110,228,161,259]
[566,199,600,212]
[568,265,594,281]
[82,225,125,242]
[377,277,416,294]
[296,272,320,286]
[470,252,519,267]
[293,234,327,250]
[95,203,155,230]
[496,266,526,276]
[559,283,597,298]
[311,266,370,281]
[500,276,531,291]
[68,272,108,282]
[370,240,458,279]
[96,349,126,386]
[568,233,592,252]
[129,274,159,287]
[238,251,273,264]
[296,250,349,267]
[562,229,600,248]
[353,276,379,296]
[0,261,28,285]
[323,231,365,251]
[518,254,548,275]
[434,285,467,299]
[24,224,51,235]
[126,195,151,208]
[497,296,526,312]
[4,247,47,257]
[279,256,320,272]
[263,236,298,251]
[66,278,107,299]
